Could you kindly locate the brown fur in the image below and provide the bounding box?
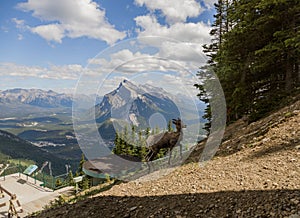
[145,118,186,164]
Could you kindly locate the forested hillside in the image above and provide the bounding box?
[0,130,70,175]
[197,0,299,123]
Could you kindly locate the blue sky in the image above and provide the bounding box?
[0,0,216,94]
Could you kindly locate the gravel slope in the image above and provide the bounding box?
[29,99,300,218]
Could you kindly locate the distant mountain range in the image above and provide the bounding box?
[0,88,103,118]
[0,86,204,123]
[0,88,73,108]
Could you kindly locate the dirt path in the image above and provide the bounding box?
[29,99,300,218]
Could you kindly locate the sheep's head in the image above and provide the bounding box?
[172,118,187,130]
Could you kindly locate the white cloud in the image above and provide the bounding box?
[134,15,211,61]
[135,15,211,44]
[17,34,24,40]
[84,47,201,97]
[17,0,126,44]
[159,41,205,63]
[48,64,84,79]
[0,63,45,77]
[1,26,9,33]
[11,18,25,29]
[0,62,83,80]
[31,24,64,43]
[134,0,203,24]
[88,49,152,69]
[133,0,213,63]
[86,38,208,88]
[87,49,186,75]
[202,0,217,9]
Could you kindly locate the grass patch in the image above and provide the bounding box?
[8,158,36,166]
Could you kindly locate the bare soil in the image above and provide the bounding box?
[28,97,300,218]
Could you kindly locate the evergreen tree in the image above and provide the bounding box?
[138,130,148,161]
[113,131,121,154]
[145,127,151,138]
[155,126,160,134]
[67,170,74,186]
[77,153,85,176]
[81,176,90,190]
[194,76,211,135]
[123,125,128,142]
[198,0,300,123]
[55,178,63,187]
[138,130,143,144]
[167,120,173,132]
[131,125,136,144]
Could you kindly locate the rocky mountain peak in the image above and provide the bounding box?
[95,80,180,130]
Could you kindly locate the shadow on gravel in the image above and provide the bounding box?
[187,135,298,165]
[246,140,298,160]
[29,189,300,218]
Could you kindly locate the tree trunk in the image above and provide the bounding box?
[219,0,223,46]
[285,54,293,93]
[297,63,300,85]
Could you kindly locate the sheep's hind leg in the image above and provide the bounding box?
[146,150,157,173]
[145,150,151,173]
[145,150,152,162]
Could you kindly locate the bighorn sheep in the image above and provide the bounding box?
[145,118,186,164]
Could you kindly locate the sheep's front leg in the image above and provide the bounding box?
[168,148,172,165]
[180,143,182,160]
[146,161,151,173]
